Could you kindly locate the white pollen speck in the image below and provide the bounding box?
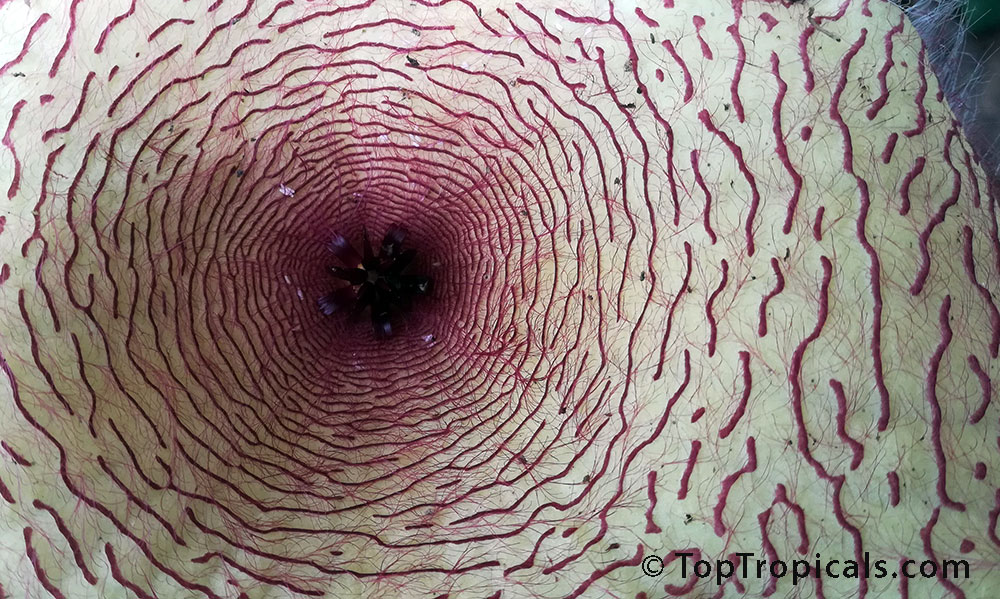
[284,275,292,284]
[297,289,304,300]
[377,134,389,142]
[278,183,295,197]
[422,334,436,344]
[461,61,469,69]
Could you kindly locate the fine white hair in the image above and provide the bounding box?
[901,0,1000,179]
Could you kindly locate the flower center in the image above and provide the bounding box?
[318,225,432,338]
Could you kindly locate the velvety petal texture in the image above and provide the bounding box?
[0,0,998,598]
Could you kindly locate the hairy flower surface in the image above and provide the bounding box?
[0,0,998,598]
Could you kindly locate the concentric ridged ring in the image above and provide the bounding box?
[1,1,998,598]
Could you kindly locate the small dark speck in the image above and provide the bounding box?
[614,177,621,185]
[684,514,693,524]
[582,475,591,483]
[607,543,620,551]
[637,86,644,94]
[586,294,593,300]
[559,407,567,414]
[135,52,140,57]
[650,34,655,43]
[12,72,25,77]
[639,271,645,281]
[406,55,420,67]
[520,209,528,216]
[620,102,636,109]
[236,169,244,177]
[723,103,730,110]
[783,248,790,260]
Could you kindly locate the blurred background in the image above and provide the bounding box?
[898,0,999,181]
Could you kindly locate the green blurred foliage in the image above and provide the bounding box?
[964,0,999,36]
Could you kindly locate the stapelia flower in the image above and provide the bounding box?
[0,0,997,598]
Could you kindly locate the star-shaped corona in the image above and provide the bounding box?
[318,226,432,338]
